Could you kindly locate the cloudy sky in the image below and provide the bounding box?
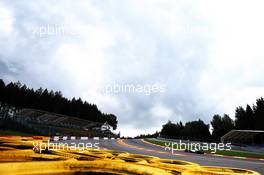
[1,0,264,136]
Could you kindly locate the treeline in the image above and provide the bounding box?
[161,97,264,142]
[134,131,160,139]
[0,79,117,129]
[161,120,211,141]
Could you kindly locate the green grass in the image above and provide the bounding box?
[0,130,33,136]
[144,138,189,150]
[205,149,264,159]
[144,138,264,159]
[145,138,174,147]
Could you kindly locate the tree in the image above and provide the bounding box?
[245,105,255,129]
[0,79,5,104]
[253,98,264,130]
[222,114,235,132]
[211,114,222,140]
[235,104,256,130]
[235,106,247,129]
[211,114,234,142]
[160,121,183,138]
[182,119,211,141]
[104,114,118,130]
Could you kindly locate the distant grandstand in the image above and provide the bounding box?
[13,108,115,137]
[221,130,264,145]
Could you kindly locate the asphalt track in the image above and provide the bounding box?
[97,139,264,174]
[57,138,264,174]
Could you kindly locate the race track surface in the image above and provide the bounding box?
[95,139,264,174]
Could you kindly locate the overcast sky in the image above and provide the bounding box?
[1,0,264,136]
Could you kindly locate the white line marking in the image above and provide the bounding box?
[54,136,59,141]
[80,137,88,140]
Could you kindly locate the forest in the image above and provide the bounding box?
[160,97,264,142]
[0,79,118,130]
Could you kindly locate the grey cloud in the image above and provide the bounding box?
[1,1,264,136]
[0,0,212,136]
